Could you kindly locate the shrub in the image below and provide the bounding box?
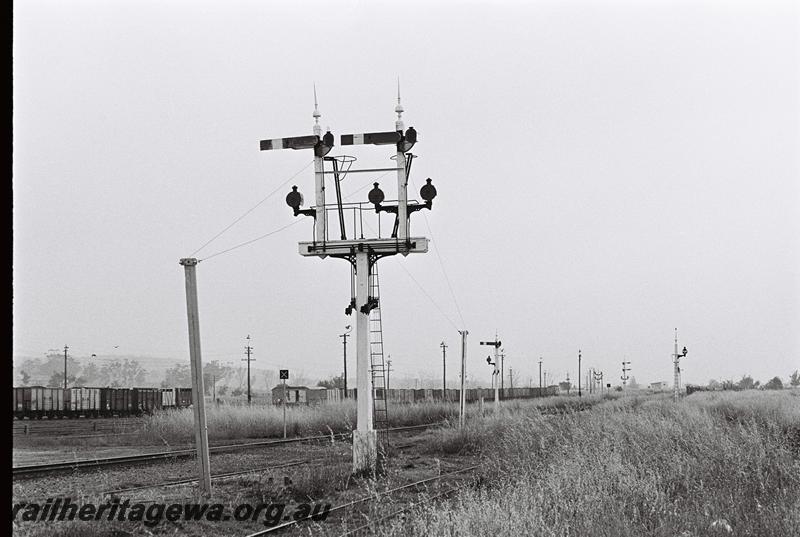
[378,391,800,537]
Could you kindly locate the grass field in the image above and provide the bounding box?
[13,390,798,536]
[136,392,630,445]
[14,395,617,449]
[11,400,455,450]
[134,394,623,445]
[138,399,462,444]
[380,390,800,536]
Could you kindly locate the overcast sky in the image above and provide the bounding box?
[13,0,799,388]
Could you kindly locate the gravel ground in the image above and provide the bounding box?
[12,427,481,537]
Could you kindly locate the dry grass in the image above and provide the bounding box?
[379,390,800,537]
[10,400,466,449]
[13,395,623,451]
[134,399,465,446]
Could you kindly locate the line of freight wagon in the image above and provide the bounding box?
[275,386,559,405]
[13,386,192,419]
[15,384,561,420]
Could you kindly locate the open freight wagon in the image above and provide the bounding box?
[13,386,194,419]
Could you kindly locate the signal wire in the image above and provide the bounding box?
[198,171,392,262]
[408,176,467,329]
[189,160,314,257]
[360,219,460,331]
[199,220,302,262]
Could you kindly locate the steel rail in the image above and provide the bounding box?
[337,485,467,536]
[243,465,480,536]
[12,422,445,478]
[17,459,314,507]
[100,459,312,497]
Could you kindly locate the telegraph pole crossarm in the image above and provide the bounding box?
[593,370,603,395]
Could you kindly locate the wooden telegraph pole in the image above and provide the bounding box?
[440,341,447,400]
[178,258,212,496]
[340,326,351,397]
[63,345,69,389]
[500,350,505,394]
[243,335,254,404]
[459,330,468,428]
[538,357,543,395]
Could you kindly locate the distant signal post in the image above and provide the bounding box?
[621,361,631,391]
[481,337,502,411]
[672,329,688,402]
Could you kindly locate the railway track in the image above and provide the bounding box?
[338,485,466,537]
[12,422,444,479]
[13,418,144,437]
[100,458,314,497]
[243,465,480,536]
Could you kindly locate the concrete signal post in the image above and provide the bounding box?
[672,328,688,402]
[621,361,631,390]
[260,89,437,475]
[458,330,468,428]
[481,337,502,411]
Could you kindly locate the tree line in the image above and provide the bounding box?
[14,353,320,396]
[704,370,799,391]
[15,354,148,388]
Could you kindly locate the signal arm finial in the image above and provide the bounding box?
[312,84,322,137]
[395,77,404,131]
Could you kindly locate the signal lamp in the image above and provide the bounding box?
[286,186,304,209]
[420,178,437,202]
[368,183,385,205]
